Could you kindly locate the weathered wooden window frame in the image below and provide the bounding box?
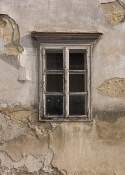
[40,44,91,121]
[31,32,102,121]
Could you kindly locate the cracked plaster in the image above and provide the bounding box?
[0,0,125,174]
[0,148,64,174]
[0,107,125,174]
[0,14,23,56]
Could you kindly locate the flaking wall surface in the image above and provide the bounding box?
[0,0,125,174]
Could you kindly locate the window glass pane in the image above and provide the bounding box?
[46,49,63,70]
[69,74,86,92]
[46,74,63,92]
[69,50,85,70]
[69,95,86,115]
[46,95,63,115]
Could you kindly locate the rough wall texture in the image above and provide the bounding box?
[101,0,125,24]
[0,110,125,174]
[0,14,23,56]
[98,77,125,98]
[0,0,125,174]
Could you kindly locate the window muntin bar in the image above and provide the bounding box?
[64,47,69,117]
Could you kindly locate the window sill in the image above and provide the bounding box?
[39,116,92,122]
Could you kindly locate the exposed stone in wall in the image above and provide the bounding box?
[98,77,125,98]
[101,0,125,24]
[0,14,23,56]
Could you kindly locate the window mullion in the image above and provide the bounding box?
[86,47,91,120]
[42,47,46,117]
[64,47,69,117]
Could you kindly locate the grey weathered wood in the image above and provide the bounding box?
[64,47,69,118]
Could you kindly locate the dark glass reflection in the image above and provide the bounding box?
[46,74,63,92]
[46,95,63,115]
[69,74,85,92]
[69,95,86,115]
[46,50,63,70]
[69,52,85,70]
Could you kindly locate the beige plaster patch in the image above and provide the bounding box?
[98,77,125,98]
[101,0,125,24]
[0,148,55,173]
[0,14,23,56]
[0,106,37,123]
[50,121,125,173]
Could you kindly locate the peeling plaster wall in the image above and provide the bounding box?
[1,111,125,174]
[0,0,125,174]
[101,0,125,24]
[98,77,125,98]
[0,14,23,56]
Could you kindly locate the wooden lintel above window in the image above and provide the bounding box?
[31,31,102,44]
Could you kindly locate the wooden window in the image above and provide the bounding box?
[40,45,91,121]
[31,32,102,121]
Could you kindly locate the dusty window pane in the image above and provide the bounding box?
[69,74,85,92]
[69,95,86,115]
[69,50,85,70]
[46,95,63,115]
[46,49,63,70]
[46,74,63,92]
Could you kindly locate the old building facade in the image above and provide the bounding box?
[0,0,125,174]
